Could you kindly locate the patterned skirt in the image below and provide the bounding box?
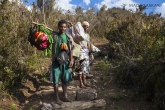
[75,52,90,74]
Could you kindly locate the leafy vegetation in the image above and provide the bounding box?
[95,59,110,70]
[111,92,124,101]
[10,103,17,110]
[105,6,165,109]
[0,0,165,109]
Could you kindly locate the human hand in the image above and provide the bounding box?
[68,58,74,68]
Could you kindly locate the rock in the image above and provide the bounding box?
[76,88,97,101]
[41,103,53,110]
[86,74,93,79]
[93,85,97,88]
[93,79,97,83]
[41,67,45,70]
[40,101,43,105]
[103,82,107,86]
[40,89,76,101]
[51,99,106,110]
[67,90,77,101]
[2,98,6,102]
[25,100,29,104]
[40,86,97,101]
[122,89,126,93]
[100,76,103,80]
[0,55,3,61]
[93,99,106,107]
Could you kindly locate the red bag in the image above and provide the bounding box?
[34,32,50,50]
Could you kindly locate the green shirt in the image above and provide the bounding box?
[55,33,68,56]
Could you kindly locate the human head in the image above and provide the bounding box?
[82,21,89,32]
[58,20,67,33]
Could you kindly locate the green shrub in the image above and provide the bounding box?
[10,103,17,110]
[95,59,110,70]
[106,9,165,109]
[111,92,124,101]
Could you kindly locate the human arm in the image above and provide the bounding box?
[68,50,73,68]
[67,34,75,68]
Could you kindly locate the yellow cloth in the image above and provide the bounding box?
[72,42,81,57]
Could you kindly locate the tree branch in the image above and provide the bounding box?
[32,22,53,31]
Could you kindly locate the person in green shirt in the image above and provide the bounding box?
[51,20,74,105]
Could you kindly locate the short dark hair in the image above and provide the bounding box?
[58,20,67,27]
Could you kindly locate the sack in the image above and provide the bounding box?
[66,22,89,43]
[36,40,50,50]
[34,32,50,50]
[72,42,81,57]
[57,51,69,65]
[28,25,51,51]
[28,28,50,50]
[60,42,68,50]
[28,24,38,46]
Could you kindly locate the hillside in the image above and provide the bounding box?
[0,1,165,110]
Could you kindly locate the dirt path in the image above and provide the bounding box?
[86,42,154,110]
[0,41,154,110]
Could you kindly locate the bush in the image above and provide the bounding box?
[105,9,165,109]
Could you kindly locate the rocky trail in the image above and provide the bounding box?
[0,40,154,110]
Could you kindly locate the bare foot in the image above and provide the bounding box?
[84,83,91,87]
[55,99,63,105]
[63,97,72,102]
[80,84,85,88]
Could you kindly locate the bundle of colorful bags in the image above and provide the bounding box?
[28,24,53,56]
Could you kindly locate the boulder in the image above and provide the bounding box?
[49,99,106,110]
[76,88,97,101]
[41,103,53,110]
[40,87,97,101]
